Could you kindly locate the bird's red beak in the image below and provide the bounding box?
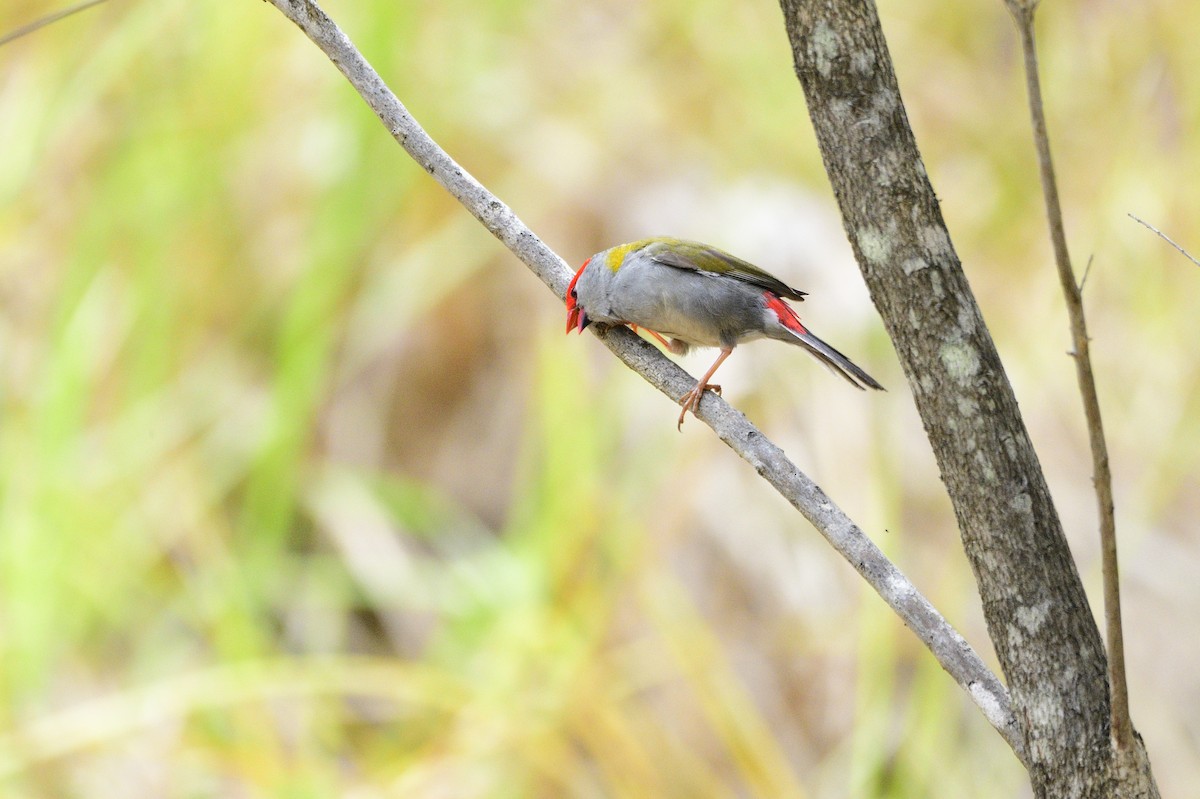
[565,258,590,334]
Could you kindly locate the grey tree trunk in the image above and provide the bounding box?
[775,1,1159,796]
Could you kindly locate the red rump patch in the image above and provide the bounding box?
[764,292,808,335]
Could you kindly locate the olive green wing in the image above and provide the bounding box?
[645,240,807,301]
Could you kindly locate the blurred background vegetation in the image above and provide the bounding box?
[0,0,1197,795]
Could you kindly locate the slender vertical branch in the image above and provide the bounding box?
[1005,1,1131,752]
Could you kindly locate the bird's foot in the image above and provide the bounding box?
[676,383,721,431]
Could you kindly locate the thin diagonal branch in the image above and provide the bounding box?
[264,0,1026,764]
[0,0,111,48]
[1004,1,1131,751]
[1128,213,1200,269]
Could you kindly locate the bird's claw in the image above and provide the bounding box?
[675,383,721,431]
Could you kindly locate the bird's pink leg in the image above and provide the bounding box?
[629,324,672,350]
[677,347,732,431]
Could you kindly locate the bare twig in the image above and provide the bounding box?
[1128,213,1200,269]
[265,0,1027,764]
[0,0,111,49]
[1005,1,1131,751]
[1079,255,1094,294]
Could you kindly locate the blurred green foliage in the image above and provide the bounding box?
[0,0,1197,795]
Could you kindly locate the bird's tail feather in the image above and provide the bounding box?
[789,329,884,391]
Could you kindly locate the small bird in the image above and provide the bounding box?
[565,237,883,429]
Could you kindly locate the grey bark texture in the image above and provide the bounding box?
[776,1,1159,797]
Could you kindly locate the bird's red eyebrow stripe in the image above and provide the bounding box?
[567,258,590,297]
[764,292,807,335]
